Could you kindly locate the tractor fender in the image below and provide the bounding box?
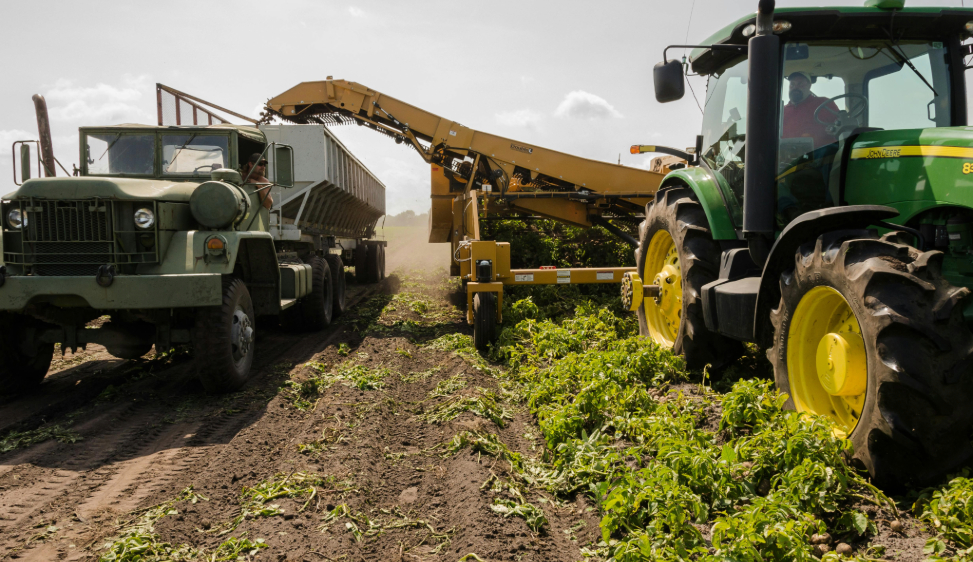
[752,205,899,347]
[661,167,738,240]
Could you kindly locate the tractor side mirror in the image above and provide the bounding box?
[273,144,294,188]
[654,60,685,103]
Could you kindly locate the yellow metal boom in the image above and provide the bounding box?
[265,79,665,234]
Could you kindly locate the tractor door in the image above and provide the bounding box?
[698,55,750,228]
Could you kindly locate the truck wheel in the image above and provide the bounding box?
[473,292,497,352]
[355,244,369,284]
[379,244,386,280]
[635,186,741,370]
[325,254,347,318]
[194,278,255,393]
[301,256,334,330]
[0,314,55,395]
[366,243,382,284]
[768,230,973,488]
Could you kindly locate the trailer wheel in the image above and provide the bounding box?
[366,243,382,284]
[379,244,386,280]
[355,244,369,284]
[301,256,334,330]
[768,230,973,488]
[325,254,347,318]
[0,314,55,395]
[473,292,497,352]
[635,186,741,369]
[194,278,255,393]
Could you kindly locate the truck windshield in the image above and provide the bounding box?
[162,134,229,176]
[86,133,156,176]
[776,40,950,223]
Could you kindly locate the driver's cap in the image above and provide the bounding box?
[786,71,813,84]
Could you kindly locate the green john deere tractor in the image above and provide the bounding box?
[624,0,973,488]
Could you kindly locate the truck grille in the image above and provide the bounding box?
[2,198,159,276]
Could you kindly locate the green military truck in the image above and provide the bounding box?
[625,0,973,487]
[3,93,387,395]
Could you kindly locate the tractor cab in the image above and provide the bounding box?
[687,5,970,232]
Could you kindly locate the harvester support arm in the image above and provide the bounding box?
[266,79,665,204]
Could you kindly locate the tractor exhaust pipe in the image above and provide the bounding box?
[32,94,57,177]
[743,0,779,266]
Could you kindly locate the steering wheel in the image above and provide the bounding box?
[814,93,868,138]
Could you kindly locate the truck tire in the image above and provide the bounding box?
[0,314,55,395]
[325,254,347,318]
[301,256,334,330]
[635,186,742,370]
[768,230,973,488]
[355,244,369,284]
[379,244,386,280]
[194,278,256,393]
[366,243,382,284]
[473,292,497,352]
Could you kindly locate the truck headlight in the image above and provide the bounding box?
[7,208,25,229]
[134,207,155,229]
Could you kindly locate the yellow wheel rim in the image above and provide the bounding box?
[643,230,682,347]
[787,286,867,438]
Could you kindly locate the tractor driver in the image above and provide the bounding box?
[781,71,839,149]
[241,153,273,210]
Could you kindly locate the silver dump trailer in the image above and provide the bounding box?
[261,124,388,284]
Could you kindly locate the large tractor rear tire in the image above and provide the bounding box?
[0,314,55,395]
[768,230,973,488]
[635,186,742,370]
[325,254,347,318]
[194,278,256,394]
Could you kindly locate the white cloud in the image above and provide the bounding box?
[495,109,541,129]
[554,90,623,120]
[347,6,365,17]
[45,75,152,124]
[0,129,34,146]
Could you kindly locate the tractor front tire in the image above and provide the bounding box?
[0,314,55,395]
[768,230,973,488]
[635,186,741,370]
[194,278,256,394]
[473,292,497,352]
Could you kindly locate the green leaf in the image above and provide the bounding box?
[721,444,737,463]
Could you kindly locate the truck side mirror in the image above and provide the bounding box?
[274,145,294,187]
[654,60,686,103]
[20,144,31,182]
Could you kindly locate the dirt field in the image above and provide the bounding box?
[0,228,596,562]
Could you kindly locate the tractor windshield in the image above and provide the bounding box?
[775,40,951,224]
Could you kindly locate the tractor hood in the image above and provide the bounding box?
[844,127,973,221]
[3,177,200,202]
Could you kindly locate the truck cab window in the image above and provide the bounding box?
[162,134,229,176]
[700,55,749,225]
[85,133,155,176]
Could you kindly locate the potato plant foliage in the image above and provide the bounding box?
[490,295,900,561]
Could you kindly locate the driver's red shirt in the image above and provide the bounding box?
[782,94,839,148]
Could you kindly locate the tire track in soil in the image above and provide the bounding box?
[0,282,382,561]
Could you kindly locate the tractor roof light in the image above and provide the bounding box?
[741,20,791,37]
[965,21,973,37]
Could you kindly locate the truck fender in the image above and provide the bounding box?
[660,168,738,240]
[229,234,280,317]
[751,205,899,347]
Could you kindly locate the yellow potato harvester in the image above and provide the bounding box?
[266,79,672,348]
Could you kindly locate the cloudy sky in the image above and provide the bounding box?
[1,0,970,215]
